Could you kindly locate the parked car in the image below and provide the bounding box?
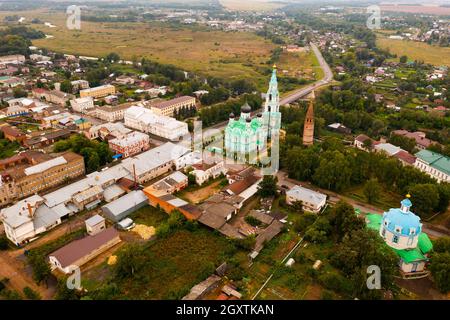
[116,218,135,231]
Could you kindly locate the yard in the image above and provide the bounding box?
[176,177,228,204]
[82,227,237,299]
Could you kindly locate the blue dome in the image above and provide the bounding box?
[401,198,412,208]
[382,199,422,236]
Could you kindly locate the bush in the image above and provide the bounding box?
[0,236,8,250]
[245,216,262,227]
[318,273,353,296]
[23,287,41,300]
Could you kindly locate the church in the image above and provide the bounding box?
[366,195,433,278]
[224,66,281,160]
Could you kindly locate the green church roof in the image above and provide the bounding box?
[393,247,427,264]
[418,233,433,254]
[366,213,382,231]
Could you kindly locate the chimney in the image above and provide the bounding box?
[27,202,33,218]
[133,164,137,190]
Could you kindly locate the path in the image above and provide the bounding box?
[279,42,333,106]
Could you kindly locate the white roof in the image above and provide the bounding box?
[0,195,44,228]
[121,142,190,177]
[286,185,327,207]
[109,131,148,147]
[125,106,187,130]
[24,156,67,176]
[374,143,402,156]
[85,214,105,227]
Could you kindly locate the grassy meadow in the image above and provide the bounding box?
[0,9,319,91]
[376,35,450,66]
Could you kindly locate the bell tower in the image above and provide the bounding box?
[263,65,281,138]
[302,92,315,146]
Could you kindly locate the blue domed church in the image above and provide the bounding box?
[366,195,433,278]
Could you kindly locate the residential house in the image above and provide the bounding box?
[286,185,327,213]
[190,161,227,186]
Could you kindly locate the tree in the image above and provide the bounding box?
[114,244,146,280]
[60,80,73,94]
[293,212,316,232]
[330,201,365,242]
[363,178,381,204]
[400,55,408,63]
[313,151,352,192]
[105,52,120,63]
[389,134,416,153]
[331,229,398,298]
[23,287,41,300]
[409,184,440,218]
[429,237,450,293]
[0,236,8,250]
[257,175,278,197]
[290,200,304,214]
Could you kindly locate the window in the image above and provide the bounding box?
[393,235,399,244]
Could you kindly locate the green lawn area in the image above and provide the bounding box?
[0,138,20,160]
[343,185,402,211]
[109,228,236,299]
[128,205,168,228]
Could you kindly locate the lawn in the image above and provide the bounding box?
[128,205,168,228]
[343,185,402,211]
[108,228,236,299]
[376,36,450,67]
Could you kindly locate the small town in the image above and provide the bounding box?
[0,0,449,310]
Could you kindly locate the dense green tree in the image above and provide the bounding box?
[409,184,440,218]
[363,178,382,204]
[257,175,278,197]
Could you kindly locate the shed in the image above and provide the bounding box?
[101,190,148,222]
[85,214,106,236]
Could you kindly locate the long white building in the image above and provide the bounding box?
[124,105,188,141]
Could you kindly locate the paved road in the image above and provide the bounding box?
[198,42,334,136]
[279,43,333,106]
[276,171,450,239]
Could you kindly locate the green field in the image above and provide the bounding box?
[0,10,319,90]
[377,35,450,67]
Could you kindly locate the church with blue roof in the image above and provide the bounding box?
[366,195,433,278]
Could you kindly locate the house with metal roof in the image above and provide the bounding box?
[48,227,121,274]
[414,150,450,183]
[286,185,327,213]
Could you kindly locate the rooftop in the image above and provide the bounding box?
[415,150,450,176]
[49,228,119,268]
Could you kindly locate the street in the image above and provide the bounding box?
[279,43,334,106]
[276,171,450,239]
